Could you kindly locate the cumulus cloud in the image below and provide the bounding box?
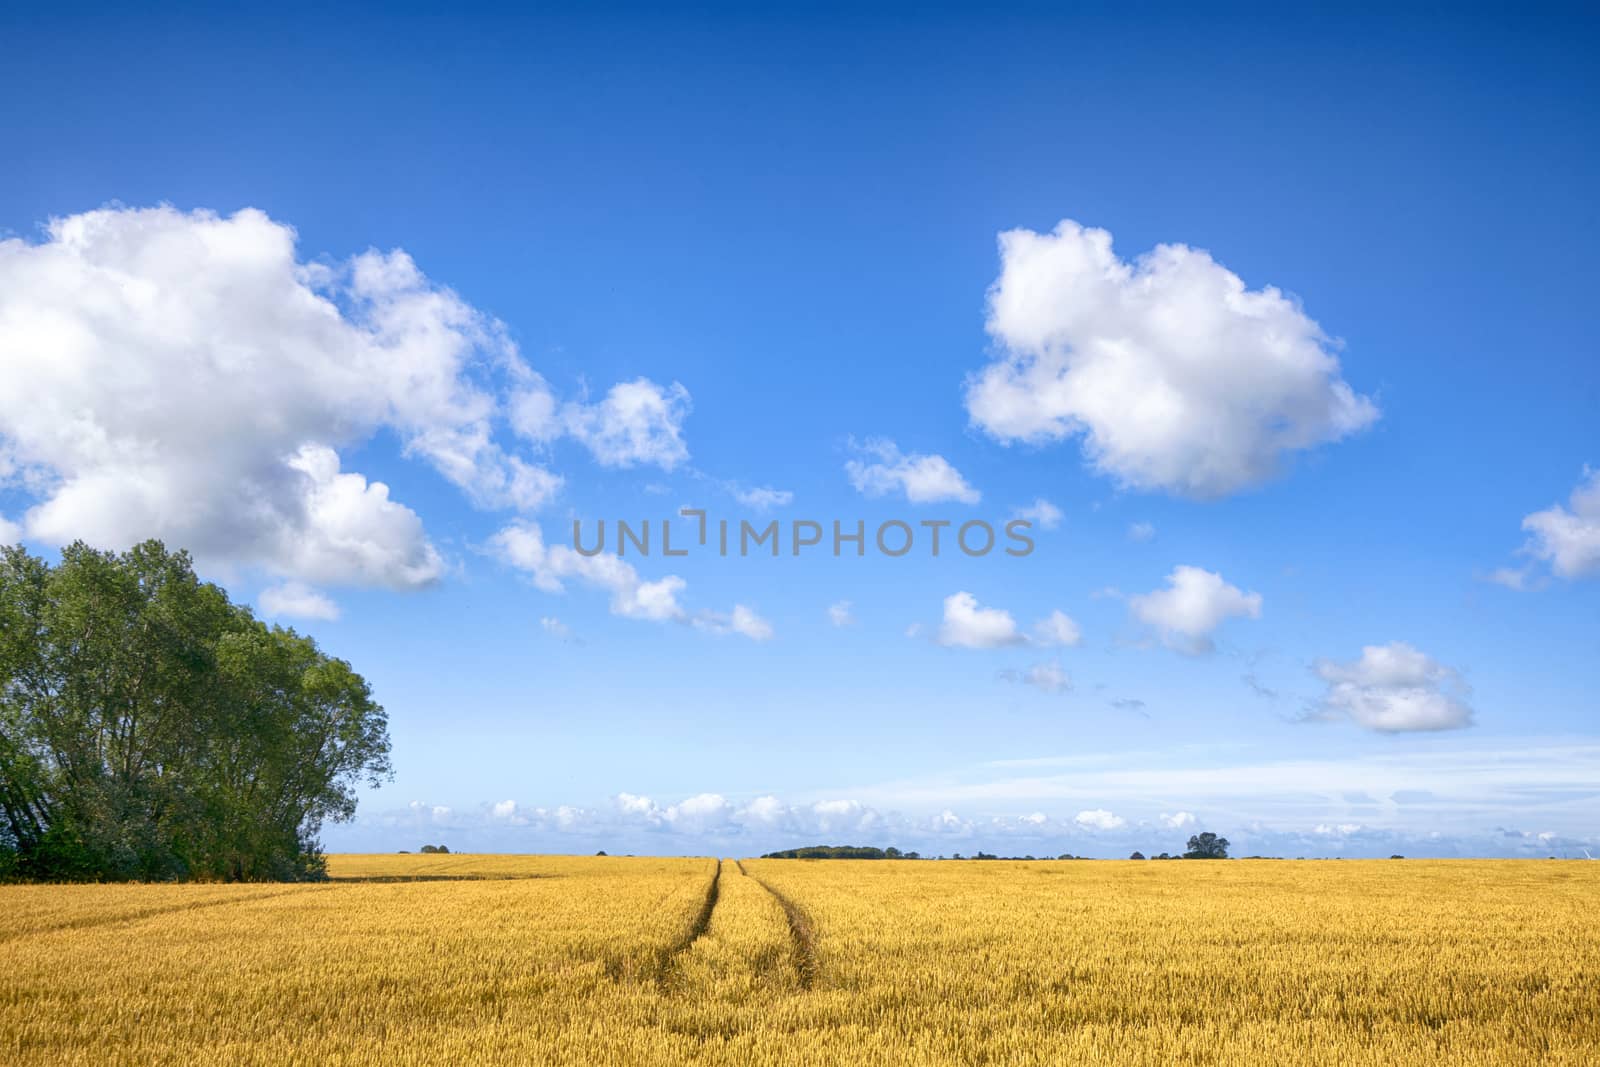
[258,581,340,621]
[0,205,586,587]
[827,600,856,627]
[1312,642,1474,732]
[0,204,703,603]
[1074,808,1126,831]
[999,660,1072,693]
[1013,498,1063,530]
[965,219,1377,498]
[1160,811,1197,829]
[1129,565,1261,654]
[1517,468,1600,581]
[558,379,691,471]
[846,438,980,504]
[936,594,1081,651]
[0,513,21,544]
[937,592,1025,648]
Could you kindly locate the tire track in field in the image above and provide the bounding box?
[736,860,818,990]
[651,857,723,990]
[1,884,345,943]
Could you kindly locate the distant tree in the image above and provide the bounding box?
[1155,852,1172,860]
[1390,854,1404,859]
[0,541,390,882]
[1183,832,1230,859]
[420,844,447,854]
[596,850,608,856]
[1130,851,1146,860]
[884,847,902,859]
[903,851,921,860]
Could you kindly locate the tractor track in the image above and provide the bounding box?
[651,857,722,990]
[736,859,818,990]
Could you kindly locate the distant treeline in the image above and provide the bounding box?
[0,541,391,882]
[760,834,1233,862]
[761,845,922,860]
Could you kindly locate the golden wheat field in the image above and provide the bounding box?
[2,855,1597,1065]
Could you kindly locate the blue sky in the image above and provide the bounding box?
[1,5,1596,858]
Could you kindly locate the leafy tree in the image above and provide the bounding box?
[0,541,390,881]
[1129,851,1146,860]
[1183,832,1230,859]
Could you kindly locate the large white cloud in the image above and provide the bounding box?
[846,438,980,504]
[1129,565,1261,654]
[966,220,1378,498]
[1313,642,1474,732]
[0,204,691,609]
[1518,468,1600,580]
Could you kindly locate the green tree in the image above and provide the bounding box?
[0,541,390,881]
[1183,832,1230,859]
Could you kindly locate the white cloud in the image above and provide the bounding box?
[539,616,571,640]
[489,520,685,621]
[0,204,578,588]
[258,581,340,621]
[846,438,980,504]
[732,485,794,510]
[827,600,856,627]
[1160,811,1197,829]
[938,592,1024,648]
[935,595,1081,652]
[1314,823,1363,836]
[1032,610,1082,648]
[0,513,20,544]
[1000,660,1072,693]
[1313,642,1473,732]
[492,520,768,639]
[1129,565,1262,654]
[1074,808,1126,831]
[1518,468,1600,580]
[1484,567,1536,591]
[965,219,1378,498]
[1013,498,1063,530]
[1128,522,1156,543]
[694,604,774,642]
[560,379,691,471]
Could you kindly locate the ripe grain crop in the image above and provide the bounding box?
[2,856,1596,1065]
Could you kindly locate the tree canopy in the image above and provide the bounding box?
[1184,832,1230,859]
[0,541,391,881]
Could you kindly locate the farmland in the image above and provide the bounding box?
[3,856,1597,1065]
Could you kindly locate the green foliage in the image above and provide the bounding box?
[761,845,905,860]
[0,541,391,881]
[419,844,450,854]
[1184,832,1230,859]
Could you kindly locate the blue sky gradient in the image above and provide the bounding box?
[1,4,1596,857]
